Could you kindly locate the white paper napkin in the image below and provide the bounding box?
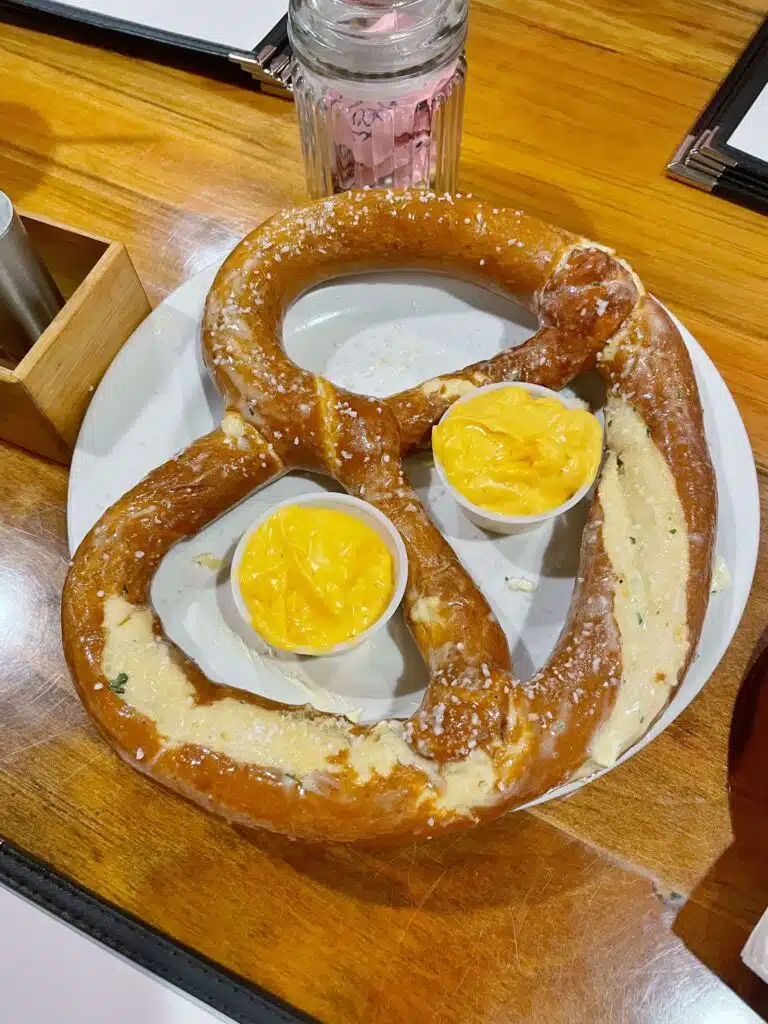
[0,883,229,1023]
[742,906,768,983]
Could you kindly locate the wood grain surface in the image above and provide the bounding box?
[1,1,768,1021]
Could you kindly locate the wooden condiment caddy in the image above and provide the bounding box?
[0,212,150,463]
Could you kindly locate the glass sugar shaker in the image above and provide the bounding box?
[289,0,468,197]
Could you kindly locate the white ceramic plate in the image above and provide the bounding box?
[68,262,759,809]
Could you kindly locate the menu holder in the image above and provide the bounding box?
[0,212,150,464]
[229,14,294,97]
[3,0,294,97]
[667,17,768,215]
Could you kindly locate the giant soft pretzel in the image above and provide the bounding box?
[62,191,716,842]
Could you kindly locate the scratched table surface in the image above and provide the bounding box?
[2,2,768,1021]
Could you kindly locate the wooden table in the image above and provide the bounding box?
[1,2,768,1021]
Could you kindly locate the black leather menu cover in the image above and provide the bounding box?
[0,840,314,1024]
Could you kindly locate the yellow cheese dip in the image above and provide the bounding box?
[237,505,394,652]
[432,386,602,516]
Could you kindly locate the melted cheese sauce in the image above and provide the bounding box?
[237,505,394,653]
[433,386,602,516]
[100,596,503,815]
[589,399,689,766]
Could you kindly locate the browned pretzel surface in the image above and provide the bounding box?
[62,191,716,842]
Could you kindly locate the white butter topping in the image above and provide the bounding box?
[221,411,251,450]
[194,553,223,571]
[221,411,245,437]
[711,555,730,594]
[101,596,498,814]
[589,399,689,766]
[422,378,477,400]
[505,576,537,593]
[410,595,444,625]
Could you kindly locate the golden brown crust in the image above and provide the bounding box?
[61,191,717,842]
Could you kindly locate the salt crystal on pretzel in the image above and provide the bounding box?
[62,191,716,842]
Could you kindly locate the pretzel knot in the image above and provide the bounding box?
[62,191,716,843]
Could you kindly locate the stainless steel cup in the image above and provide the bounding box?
[0,191,64,364]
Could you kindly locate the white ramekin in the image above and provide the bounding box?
[230,492,408,657]
[433,381,602,536]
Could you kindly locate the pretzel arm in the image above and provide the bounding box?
[313,386,516,763]
[389,246,639,452]
[63,423,284,711]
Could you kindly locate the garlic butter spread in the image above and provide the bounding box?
[237,505,394,652]
[432,387,602,516]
